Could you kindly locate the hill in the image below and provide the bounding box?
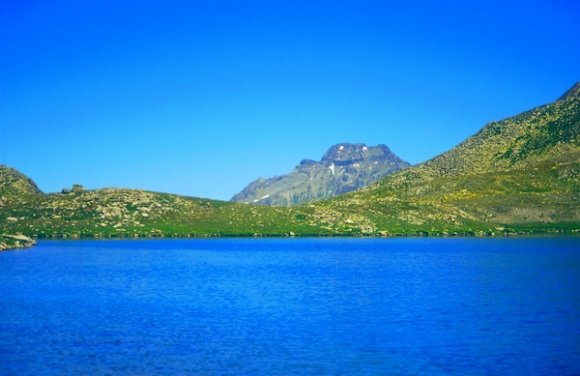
[309,82,579,235]
[0,165,42,200]
[231,143,409,206]
[0,184,329,238]
[0,165,328,238]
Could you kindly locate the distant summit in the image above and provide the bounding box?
[321,143,395,166]
[231,143,410,206]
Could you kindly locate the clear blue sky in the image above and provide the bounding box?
[1,0,579,200]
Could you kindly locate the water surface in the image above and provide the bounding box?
[1,238,579,375]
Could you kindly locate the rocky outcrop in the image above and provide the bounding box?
[0,234,36,251]
[231,143,410,206]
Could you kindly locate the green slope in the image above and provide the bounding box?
[0,165,42,199]
[310,82,579,235]
[0,185,328,238]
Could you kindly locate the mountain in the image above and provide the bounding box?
[310,82,579,235]
[231,143,410,206]
[0,83,578,238]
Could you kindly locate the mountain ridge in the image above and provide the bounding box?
[231,143,410,206]
[0,82,578,238]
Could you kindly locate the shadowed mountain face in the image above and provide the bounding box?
[231,143,410,206]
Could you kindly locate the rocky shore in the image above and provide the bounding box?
[0,234,36,251]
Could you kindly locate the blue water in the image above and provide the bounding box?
[0,238,579,375]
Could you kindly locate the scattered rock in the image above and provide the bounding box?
[0,234,36,251]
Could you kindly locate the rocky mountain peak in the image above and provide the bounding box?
[320,143,393,166]
[231,143,410,206]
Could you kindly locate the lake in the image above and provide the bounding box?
[0,238,578,375]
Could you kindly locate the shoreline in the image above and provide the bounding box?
[25,230,580,240]
[2,230,577,250]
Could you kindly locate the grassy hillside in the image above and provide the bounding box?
[0,165,42,199]
[310,82,579,235]
[0,185,329,238]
